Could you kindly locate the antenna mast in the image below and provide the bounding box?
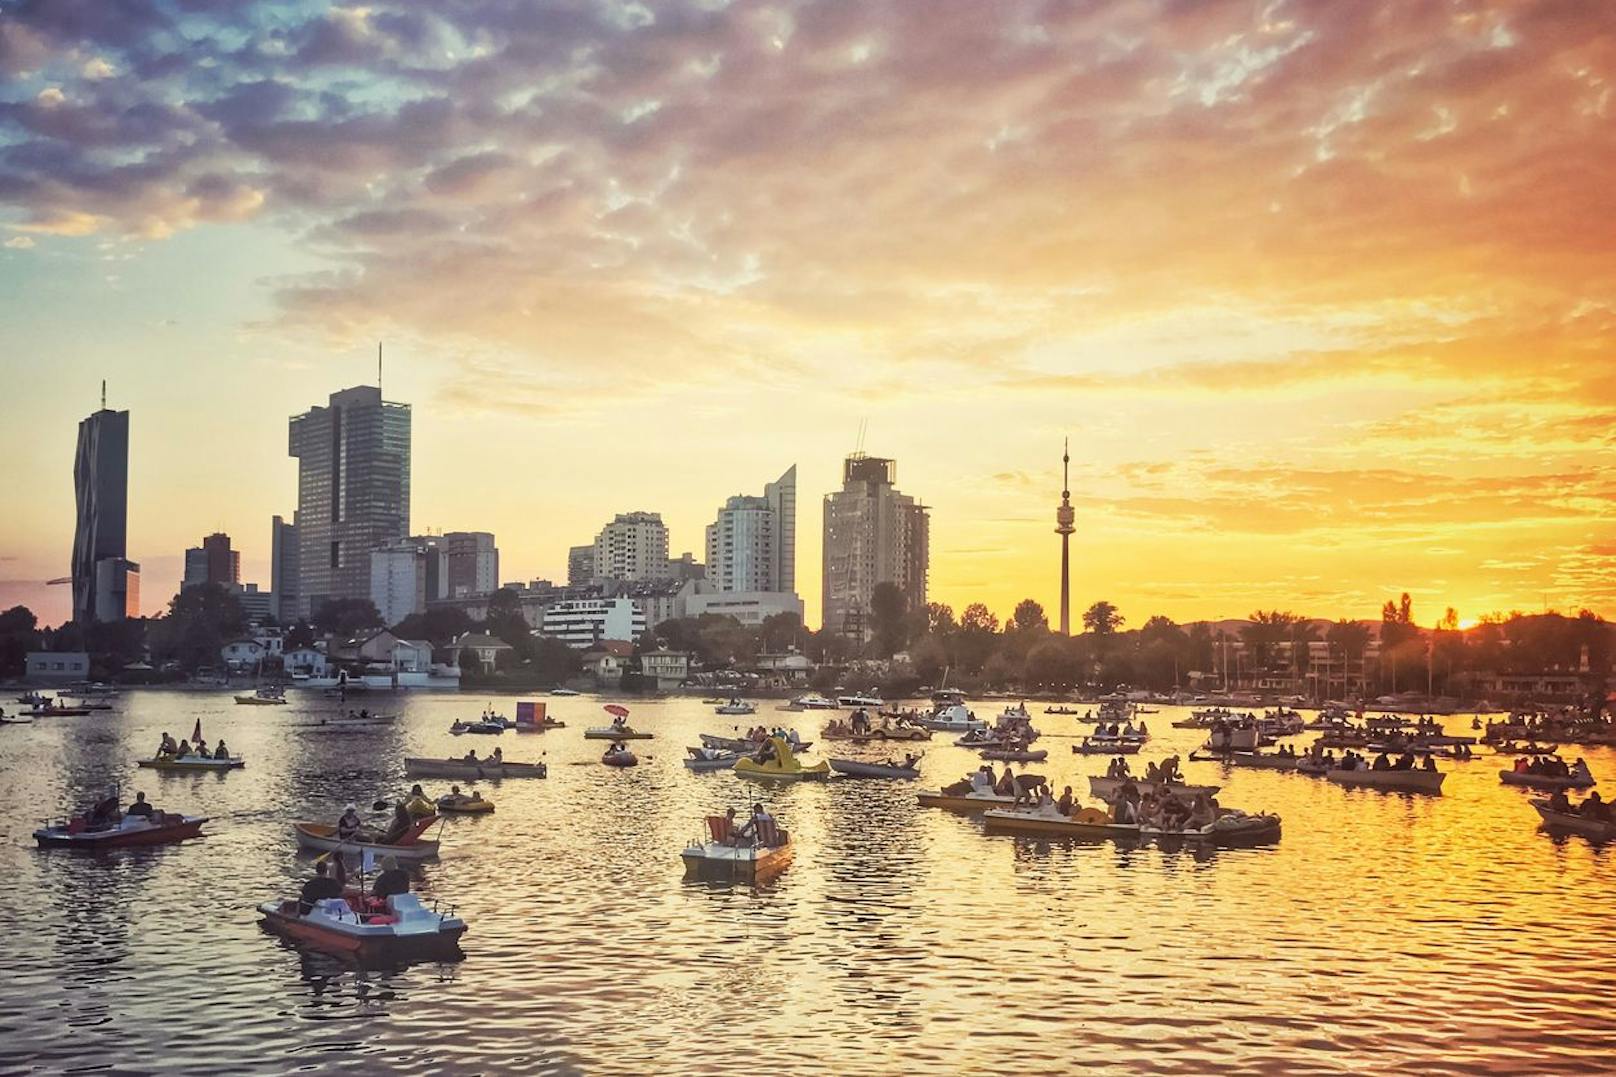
[101,379,106,410]
[377,342,382,391]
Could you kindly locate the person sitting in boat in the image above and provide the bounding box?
[1580,792,1611,821]
[491,746,504,763]
[125,791,154,819]
[1371,752,1392,771]
[373,855,410,900]
[1421,755,1437,772]
[751,739,778,765]
[1185,793,1216,831]
[1144,759,1161,782]
[1115,781,1142,823]
[194,737,209,758]
[463,748,480,763]
[380,802,413,844]
[359,709,370,720]
[900,752,921,770]
[337,804,366,842]
[299,860,344,915]
[993,766,1016,797]
[88,793,121,829]
[158,732,177,757]
[1548,790,1573,814]
[214,739,230,760]
[175,739,192,759]
[1159,755,1181,784]
[1057,785,1075,816]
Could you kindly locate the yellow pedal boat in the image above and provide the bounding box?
[732,736,829,782]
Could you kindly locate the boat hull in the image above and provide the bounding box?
[1326,768,1445,794]
[681,841,793,883]
[584,728,654,740]
[403,758,546,780]
[983,809,1281,845]
[1073,742,1140,755]
[733,761,829,781]
[1532,803,1616,840]
[602,752,639,767]
[829,759,920,779]
[34,816,206,849]
[980,749,1047,762]
[1499,770,1594,790]
[916,790,1017,813]
[436,800,494,814]
[258,900,466,961]
[137,756,245,772]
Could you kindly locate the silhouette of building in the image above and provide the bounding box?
[822,454,928,641]
[72,398,136,622]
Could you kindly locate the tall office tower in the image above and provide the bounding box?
[270,515,300,623]
[705,465,797,594]
[182,546,209,590]
[202,532,240,585]
[591,512,670,582]
[288,385,411,619]
[567,544,597,586]
[822,454,930,641]
[444,531,499,597]
[72,395,132,623]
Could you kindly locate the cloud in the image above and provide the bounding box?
[3,235,35,249]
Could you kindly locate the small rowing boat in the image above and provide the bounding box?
[1326,768,1445,794]
[982,805,1281,845]
[258,893,466,961]
[137,754,246,772]
[1532,802,1615,840]
[292,818,441,860]
[1073,740,1140,755]
[980,747,1047,762]
[1190,751,1298,771]
[1499,768,1594,790]
[684,746,741,771]
[403,757,547,780]
[1087,776,1219,802]
[585,725,653,740]
[602,747,639,767]
[829,758,921,780]
[34,813,207,849]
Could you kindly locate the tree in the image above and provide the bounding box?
[1082,601,1123,635]
[1242,610,1303,669]
[485,587,530,650]
[0,605,39,678]
[148,583,247,671]
[955,603,1000,673]
[869,582,911,657]
[313,597,382,638]
[530,636,582,683]
[458,646,481,672]
[924,603,958,635]
[1024,638,1081,689]
[960,603,999,634]
[1010,599,1049,634]
[760,611,806,653]
[285,620,316,650]
[1380,593,1417,649]
[393,606,474,645]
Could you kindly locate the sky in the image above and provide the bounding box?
[1,0,1613,631]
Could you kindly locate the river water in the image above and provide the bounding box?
[0,689,1611,1074]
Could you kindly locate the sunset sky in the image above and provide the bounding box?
[2,0,1613,630]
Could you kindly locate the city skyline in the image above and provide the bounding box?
[4,3,1614,631]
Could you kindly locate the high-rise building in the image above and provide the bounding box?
[444,532,499,597]
[288,385,411,619]
[270,515,299,623]
[591,512,670,582]
[93,557,140,622]
[182,547,209,590]
[705,465,796,594]
[72,398,131,623]
[370,542,427,627]
[822,454,929,641]
[183,532,240,590]
[567,545,596,586]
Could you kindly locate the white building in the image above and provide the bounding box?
[540,597,647,648]
[706,465,795,594]
[623,578,705,631]
[592,512,670,582]
[25,651,90,684]
[283,646,329,678]
[684,590,805,627]
[370,543,427,628]
[221,638,267,671]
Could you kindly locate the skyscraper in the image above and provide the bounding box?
[72,396,135,623]
[567,545,597,586]
[705,465,796,594]
[1056,439,1075,635]
[270,515,299,623]
[288,385,411,619]
[444,531,499,597]
[822,454,929,640]
[591,512,670,582]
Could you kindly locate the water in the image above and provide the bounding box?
[0,690,1612,1074]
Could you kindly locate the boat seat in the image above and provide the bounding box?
[706,815,732,843]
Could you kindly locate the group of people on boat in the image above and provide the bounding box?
[335,799,421,845]
[1513,755,1591,780]
[77,790,169,831]
[1545,790,1610,821]
[1109,781,1222,831]
[715,803,783,847]
[460,746,504,764]
[1336,750,1439,773]
[1092,721,1147,739]
[298,854,412,917]
[154,731,231,760]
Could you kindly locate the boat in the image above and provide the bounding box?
[292,818,442,860]
[137,754,246,772]
[784,694,839,711]
[34,813,207,849]
[602,747,639,767]
[702,732,812,753]
[714,700,756,715]
[732,736,829,782]
[1190,751,1299,771]
[258,892,467,960]
[235,688,287,705]
[681,814,793,883]
[1087,776,1219,802]
[551,688,581,696]
[1498,768,1595,790]
[585,725,653,740]
[0,715,33,725]
[829,758,922,779]
[514,718,565,732]
[684,746,742,772]
[837,693,883,708]
[450,720,506,735]
[435,795,494,814]
[403,757,548,780]
[982,805,1281,845]
[27,702,94,717]
[1531,802,1616,841]
[1325,768,1445,794]
[16,691,51,706]
[918,704,986,733]
[980,746,1047,762]
[1073,739,1140,755]
[916,789,1018,813]
[1045,706,1081,715]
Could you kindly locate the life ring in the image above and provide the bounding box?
[1074,807,1111,825]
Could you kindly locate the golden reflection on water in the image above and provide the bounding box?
[0,690,1613,1074]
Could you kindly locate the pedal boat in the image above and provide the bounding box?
[732,736,829,782]
[681,815,793,883]
[34,813,207,849]
[258,893,466,960]
[138,754,245,772]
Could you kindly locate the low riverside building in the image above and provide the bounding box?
[24,651,91,684]
[629,649,689,691]
[684,590,804,627]
[541,598,646,649]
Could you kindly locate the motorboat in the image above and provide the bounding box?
[1498,766,1595,790]
[681,814,793,883]
[404,757,547,780]
[16,691,51,707]
[292,817,442,860]
[785,695,839,711]
[732,736,829,782]
[551,688,581,696]
[258,892,466,961]
[27,701,93,717]
[1325,767,1445,794]
[982,804,1281,845]
[34,812,207,849]
[138,754,246,772]
[684,746,742,772]
[829,758,922,780]
[235,688,287,705]
[1532,801,1616,841]
[1087,776,1219,802]
[837,693,883,708]
[714,700,756,716]
[585,725,653,740]
[921,705,987,733]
